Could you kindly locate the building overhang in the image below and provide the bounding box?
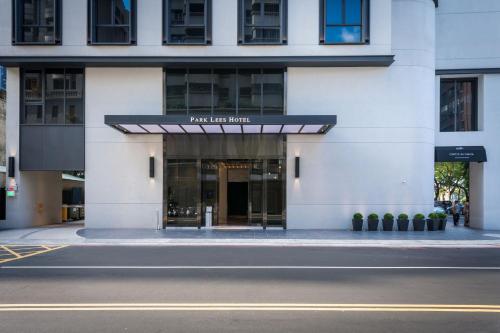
[105,115,337,135]
[435,146,487,163]
[0,55,394,68]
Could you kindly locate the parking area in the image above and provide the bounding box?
[0,245,67,264]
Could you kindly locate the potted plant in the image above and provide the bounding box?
[397,213,409,231]
[367,213,379,231]
[412,213,425,231]
[352,213,363,231]
[382,213,394,231]
[427,213,439,231]
[438,212,448,230]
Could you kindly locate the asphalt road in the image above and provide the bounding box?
[0,246,499,333]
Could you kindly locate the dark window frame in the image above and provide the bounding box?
[237,0,288,45]
[87,0,137,45]
[12,0,62,45]
[163,0,212,45]
[20,67,85,126]
[164,67,286,115]
[439,78,478,132]
[319,0,369,45]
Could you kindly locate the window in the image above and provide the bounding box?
[238,0,287,44]
[12,0,62,45]
[165,68,285,115]
[164,0,211,44]
[440,78,478,132]
[21,68,84,125]
[88,0,136,45]
[320,0,369,44]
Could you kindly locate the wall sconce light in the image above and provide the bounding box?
[8,156,15,178]
[149,156,155,178]
[295,156,300,178]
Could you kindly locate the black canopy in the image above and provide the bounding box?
[435,146,487,162]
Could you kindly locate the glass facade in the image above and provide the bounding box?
[322,0,367,44]
[165,68,285,115]
[90,0,134,44]
[21,68,84,125]
[14,0,59,44]
[440,79,478,132]
[165,0,209,44]
[241,0,283,44]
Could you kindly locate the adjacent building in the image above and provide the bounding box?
[0,0,498,230]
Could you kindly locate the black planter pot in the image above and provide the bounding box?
[439,217,448,230]
[397,219,409,231]
[367,219,379,231]
[352,219,363,231]
[382,219,394,231]
[413,219,425,231]
[426,219,437,231]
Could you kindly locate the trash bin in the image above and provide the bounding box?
[205,206,213,227]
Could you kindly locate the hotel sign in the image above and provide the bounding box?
[189,116,251,124]
[435,146,487,162]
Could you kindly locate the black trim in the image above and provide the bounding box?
[0,55,395,67]
[437,68,500,75]
[435,146,486,163]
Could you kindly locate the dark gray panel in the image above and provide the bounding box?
[20,125,84,171]
[436,68,500,75]
[20,126,44,170]
[435,146,487,163]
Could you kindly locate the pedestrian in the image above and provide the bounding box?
[451,200,461,226]
[463,201,470,227]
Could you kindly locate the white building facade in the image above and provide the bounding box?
[0,0,497,230]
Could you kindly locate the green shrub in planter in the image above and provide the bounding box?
[397,213,409,231]
[427,213,439,231]
[413,213,425,231]
[352,212,363,231]
[382,213,394,231]
[437,212,448,230]
[367,213,379,231]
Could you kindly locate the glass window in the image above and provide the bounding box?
[188,69,212,114]
[166,69,188,114]
[322,0,367,44]
[164,68,284,115]
[14,0,60,44]
[166,160,199,227]
[440,79,478,132]
[165,0,209,44]
[21,68,84,125]
[213,69,237,115]
[240,0,283,44]
[90,0,134,44]
[238,69,261,115]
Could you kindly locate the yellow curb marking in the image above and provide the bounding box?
[0,245,67,264]
[0,304,498,313]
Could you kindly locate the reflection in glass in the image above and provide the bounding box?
[45,69,65,124]
[262,69,284,115]
[93,0,131,43]
[19,0,56,43]
[166,69,187,114]
[65,69,84,124]
[324,0,363,44]
[188,69,212,114]
[166,160,199,227]
[213,69,237,114]
[266,159,284,226]
[440,79,477,132]
[243,0,281,43]
[168,0,206,44]
[24,105,43,124]
[238,69,261,115]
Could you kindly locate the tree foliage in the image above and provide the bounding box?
[434,162,469,201]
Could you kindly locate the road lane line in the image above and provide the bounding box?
[2,265,500,270]
[0,246,67,264]
[0,304,498,313]
[0,246,22,258]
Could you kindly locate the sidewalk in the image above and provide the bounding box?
[1,223,500,247]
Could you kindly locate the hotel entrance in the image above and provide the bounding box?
[163,135,286,229]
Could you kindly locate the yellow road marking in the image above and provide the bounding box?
[0,245,67,264]
[0,304,498,313]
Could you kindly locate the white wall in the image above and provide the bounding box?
[2,68,62,229]
[0,0,392,57]
[286,0,436,229]
[85,68,163,228]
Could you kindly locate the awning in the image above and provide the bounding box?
[105,115,337,135]
[435,146,487,162]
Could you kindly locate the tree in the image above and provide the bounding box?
[434,162,469,202]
